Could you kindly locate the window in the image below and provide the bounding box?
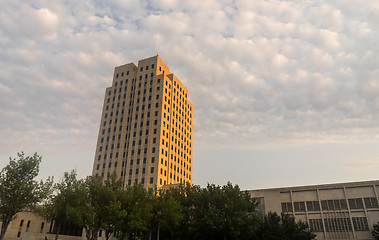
[306,201,320,211]
[151,167,154,173]
[26,220,31,231]
[353,217,369,231]
[150,177,153,184]
[364,197,379,208]
[40,222,44,233]
[281,202,293,212]
[309,219,324,232]
[294,202,305,212]
[348,198,364,209]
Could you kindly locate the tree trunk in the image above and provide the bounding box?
[0,220,11,240]
[86,229,92,240]
[55,221,61,240]
[91,230,99,240]
[157,222,160,240]
[148,231,152,240]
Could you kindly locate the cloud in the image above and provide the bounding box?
[1,0,379,169]
[346,157,379,171]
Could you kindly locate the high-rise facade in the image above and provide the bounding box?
[92,56,193,189]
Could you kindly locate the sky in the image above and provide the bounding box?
[1,0,379,190]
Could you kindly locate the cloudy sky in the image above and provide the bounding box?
[1,0,379,190]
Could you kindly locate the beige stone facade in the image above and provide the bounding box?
[92,56,193,189]
[1,211,84,240]
[249,180,379,240]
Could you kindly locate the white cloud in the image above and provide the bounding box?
[1,0,379,176]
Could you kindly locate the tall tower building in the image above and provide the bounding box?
[92,56,193,189]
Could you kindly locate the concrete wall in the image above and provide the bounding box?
[249,180,379,240]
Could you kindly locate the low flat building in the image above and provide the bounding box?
[1,211,84,240]
[249,180,379,240]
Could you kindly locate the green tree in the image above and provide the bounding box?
[256,212,316,240]
[281,213,315,240]
[39,170,86,240]
[0,152,52,240]
[78,176,124,240]
[164,183,200,240]
[42,173,124,240]
[152,188,183,240]
[256,211,282,240]
[373,222,379,240]
[116,184,154,240]
[189,182,260,240]
[96,175,124,240]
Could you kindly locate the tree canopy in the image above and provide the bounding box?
[373,222,379,240]
[40,171,315,240]
[256,212,316,240]
[0,152,52,240]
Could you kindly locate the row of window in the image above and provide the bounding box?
[97,137,192,163]
[110,75,192,116]
[115,70,130,78]
[104,77,192,130]
[17,219,45,237]
[282,197,379,212]
[119,162,190,182]
[309,217,369,232]
[103,98,192,138]
[123,174,191,187]
[127,177,153,186]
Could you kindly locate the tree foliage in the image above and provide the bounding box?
[116,184,154,239]
[0,152,52,240]
[152,188,183,240]
[39,170,86,240]
[42,173,316,240]
[256,212,316,240]
[373,222,379,240]
[186,182,260,240]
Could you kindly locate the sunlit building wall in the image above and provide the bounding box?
[92,56,193,189]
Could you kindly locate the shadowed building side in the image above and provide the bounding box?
[250,180,379,240]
